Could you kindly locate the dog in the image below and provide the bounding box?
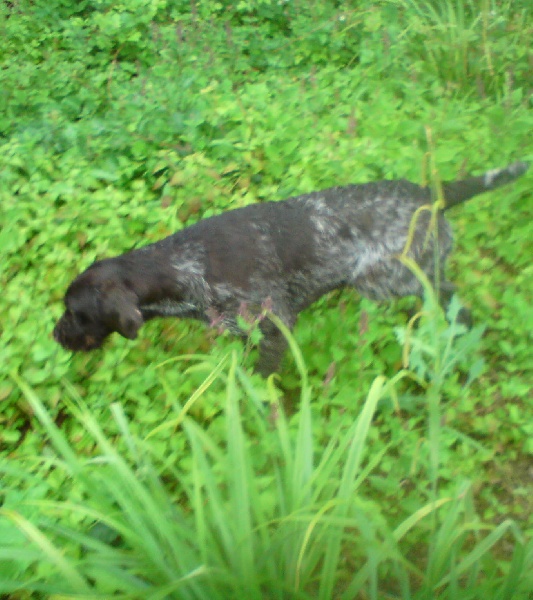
[54,161,528,375]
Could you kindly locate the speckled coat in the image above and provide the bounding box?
[54,161,528,375]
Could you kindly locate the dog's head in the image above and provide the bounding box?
[53,264,144,352]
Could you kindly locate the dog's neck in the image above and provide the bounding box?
[111,246,209,321]
[101,246,182,305]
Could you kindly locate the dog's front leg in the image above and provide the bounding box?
[255,315,295,377]
[256,331,287,377]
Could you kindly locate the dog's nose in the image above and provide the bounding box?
[83,335,98,349]
[52,317,73,349]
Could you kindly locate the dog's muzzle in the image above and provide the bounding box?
[53,315,106,351]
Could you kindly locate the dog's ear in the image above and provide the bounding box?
[101,285,143,340]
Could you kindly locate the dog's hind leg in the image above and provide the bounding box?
[438,280,472,327]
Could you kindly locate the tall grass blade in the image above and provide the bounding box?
[319,376,385,599]
[0,509,90,592]
[147,354,228,438]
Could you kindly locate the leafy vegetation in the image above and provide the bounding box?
[1,0,531,597]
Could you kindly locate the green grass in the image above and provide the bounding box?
[2,297,532,597]
[1,0,532,596]
[3,308,531,598]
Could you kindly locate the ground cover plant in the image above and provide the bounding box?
[1,0,532,597]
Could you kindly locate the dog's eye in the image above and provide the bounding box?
[77,313,91,325]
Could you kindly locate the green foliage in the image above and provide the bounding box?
[397,0,531,96]
[2,345,532,598]
[1,0,532,596]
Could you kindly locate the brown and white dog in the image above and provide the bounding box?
[54,161,528,375]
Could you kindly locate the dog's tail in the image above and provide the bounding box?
[441,161,528,210]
